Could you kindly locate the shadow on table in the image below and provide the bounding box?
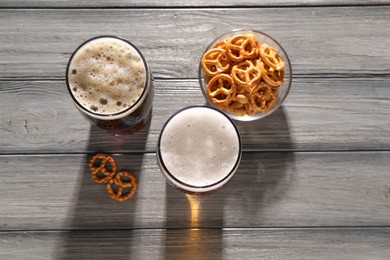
[162,107,295,258]
[56,120,151,260]
[56,107,293,258]
[227,107,296,223]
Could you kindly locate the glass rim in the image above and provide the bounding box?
[198,29,292,121]
[65,35,150,119]
[157,105,242,190]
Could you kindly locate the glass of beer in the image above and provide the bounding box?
[157,106,242,195]
[66,35,153,134]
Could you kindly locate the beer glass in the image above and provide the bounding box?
[66,35,153,134]
[157,106,242,195]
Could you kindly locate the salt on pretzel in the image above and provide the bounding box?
[260,44,285,71]
[107,171,137,202]
[201,48,231,77]
[226,34,259,62]
[250,83,276,112]
[89,153,117,184]
[207,73,236,105]
[231,60,261,91]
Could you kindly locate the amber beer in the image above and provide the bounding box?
[157,106,242,194]
[66,36,153,134]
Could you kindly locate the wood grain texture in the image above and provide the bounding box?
[0,0,390,8]
[1,78,389,153]
[1,2,389,259]
[1,228,390,259]
[1,152,390,231]
[1,0,390,8]
[0,7,389,79]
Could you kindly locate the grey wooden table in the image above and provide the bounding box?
[1,1,390,259]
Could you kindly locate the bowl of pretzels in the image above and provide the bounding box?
[199,29,292,121]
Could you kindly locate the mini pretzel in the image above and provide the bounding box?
[231,60,261,91]
[213,40,227,49]
[207,73,236,105]
[259,62,285,87]
[201,48,231,77]
[224,94,252,116]
[226,34,259,62]
[260,44,285,71]
[225,104,247,116]
[89,153,117,184]
[107,171,137,202]
[250,83,276,112]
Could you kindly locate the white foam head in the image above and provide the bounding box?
[67,36,147,116]
[158,106,241,192]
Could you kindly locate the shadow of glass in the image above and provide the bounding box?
[221,107,296,224]
[85,117,153,153]
[235,107,295,151]
[56,121,151,259]
[161,107,294,258]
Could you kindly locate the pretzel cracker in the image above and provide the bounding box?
[201,33,286,116]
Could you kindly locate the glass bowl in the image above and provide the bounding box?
[198,29,292,121]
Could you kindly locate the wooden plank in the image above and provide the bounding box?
[1,0,389,8]
[1,0,390,8]
[1,228,389,259]
[0,7,389,79]
[1,152,390,231]
[1,78,389,154]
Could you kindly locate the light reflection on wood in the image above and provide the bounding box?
[186,194,200,226]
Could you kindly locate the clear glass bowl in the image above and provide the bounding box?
[198,29,292,121]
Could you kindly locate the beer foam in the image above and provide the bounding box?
[68,37,146,115]
[159,107,240,187]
